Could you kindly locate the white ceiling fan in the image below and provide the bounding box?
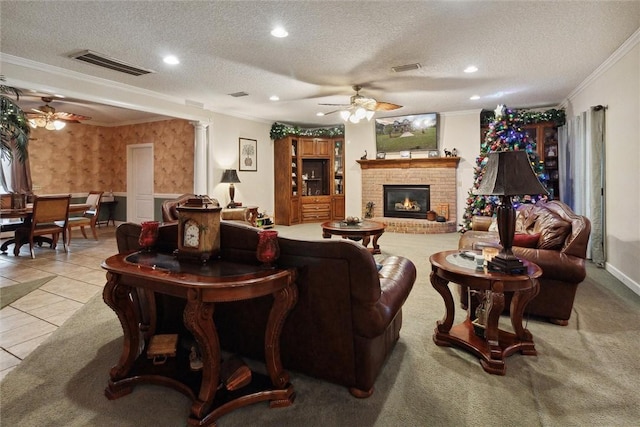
[319,85,402,123]
[26,97,92,130]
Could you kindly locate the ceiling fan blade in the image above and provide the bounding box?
[55,112,92,121]
[30,108,46,114]
[318,103,350,107]
[321,110,341,116]
[374,102,403,111]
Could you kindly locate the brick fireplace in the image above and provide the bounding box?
[357,157,460,234]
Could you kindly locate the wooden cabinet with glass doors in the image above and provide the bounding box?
[274,136,345,225]
[523,122,560,200]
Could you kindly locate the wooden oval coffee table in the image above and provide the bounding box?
[321,220,386,254]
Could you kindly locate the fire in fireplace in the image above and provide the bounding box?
[383,185,430,219]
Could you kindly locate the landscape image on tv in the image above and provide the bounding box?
[375,113,438,153]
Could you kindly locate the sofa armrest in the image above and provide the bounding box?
[471,216,493,231]
[513,247,586,283]
[352,256,416,338]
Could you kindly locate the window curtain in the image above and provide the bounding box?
[589,106,606,266]
[558,107,606,265]
[0,140,32,194]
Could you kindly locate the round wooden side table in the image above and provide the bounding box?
[430,250,542,375]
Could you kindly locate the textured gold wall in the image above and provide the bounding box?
[28,119,194,195]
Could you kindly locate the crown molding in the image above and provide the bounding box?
[0,53,213,123]
[565,27,640,102]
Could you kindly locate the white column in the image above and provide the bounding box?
[191,121,209,195]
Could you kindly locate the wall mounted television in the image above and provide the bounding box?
[374,113,438,154]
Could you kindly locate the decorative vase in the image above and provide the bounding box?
[139,221,160,251]
[256,230,280,268]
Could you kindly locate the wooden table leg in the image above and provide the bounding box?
[431,268,454,338]
[480,286,506,375]
[183,289,219,422]
[370,231,383,254]
[102,272,140,399]
[510,279,539,354]
[265,282,298,401]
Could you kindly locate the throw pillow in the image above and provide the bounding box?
[533,209,571,249]
[513,233,540,248]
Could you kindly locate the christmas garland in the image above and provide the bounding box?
[480,108,565,127]
[270,122,344,140]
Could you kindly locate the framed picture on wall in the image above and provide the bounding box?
[239,138,257,171]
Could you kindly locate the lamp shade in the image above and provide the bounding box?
[220,169,240,184]
[475,151,548,197]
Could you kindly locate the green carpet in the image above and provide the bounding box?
[0,275,57,308]
[1,227,639,426]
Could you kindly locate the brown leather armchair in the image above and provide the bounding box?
[161,193,257,226]
[458,200,591,325]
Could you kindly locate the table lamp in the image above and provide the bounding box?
[220,169,241,208]
[475,150,548,273]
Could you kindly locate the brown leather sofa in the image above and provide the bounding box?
[161,193,257,226]
[115,220,416,397]
[458,200,591,325]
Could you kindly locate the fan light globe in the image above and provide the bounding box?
[349,114,360,124]
[53,120,66,130]
[365,110,375,121]
[355,107,367,119]
[340,110,350,121]
[45,122,55,130]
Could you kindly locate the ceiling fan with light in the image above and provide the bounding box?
[319,85,402,123]
[26,97,92,130]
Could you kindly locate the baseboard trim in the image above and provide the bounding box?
[606,262,640,297]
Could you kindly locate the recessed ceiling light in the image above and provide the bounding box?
[470,95,480,100]
[163,55,180,65]
[271,27,288,38]
[464,65,478,73]
[316,112,325,116]
[269,95,280,101]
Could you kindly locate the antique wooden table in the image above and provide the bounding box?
[1,203,90,254]
[430,250,542,375]
[101,251,298,426]
[321,220,386,254]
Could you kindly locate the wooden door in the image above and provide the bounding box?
[127,144,154,223]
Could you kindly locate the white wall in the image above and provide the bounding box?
[207,114,274,215]
[343,111,481,225]
[564,32,640,294]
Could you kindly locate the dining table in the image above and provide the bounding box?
[0,203,90,254]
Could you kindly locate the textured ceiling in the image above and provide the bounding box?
[1,1,639,127]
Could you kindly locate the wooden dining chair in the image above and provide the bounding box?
[13,194,71,258]
[67,190,103,245]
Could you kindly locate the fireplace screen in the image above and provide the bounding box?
[383,185,430,219]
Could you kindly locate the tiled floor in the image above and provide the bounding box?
[0,226,118,381]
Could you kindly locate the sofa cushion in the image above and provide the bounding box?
[513,232,540,248]
[533,208,572,249]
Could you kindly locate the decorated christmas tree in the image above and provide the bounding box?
[460,105,547,232]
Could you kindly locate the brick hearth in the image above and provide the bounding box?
[357,158,460,234]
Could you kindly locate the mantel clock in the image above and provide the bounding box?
[175,196,222,263]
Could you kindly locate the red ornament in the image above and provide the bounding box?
[256,230,280,268]
[139,221,160,250]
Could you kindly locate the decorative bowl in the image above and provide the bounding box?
[344,216,361,225]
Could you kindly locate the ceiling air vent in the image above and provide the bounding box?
[70,50,155,76]
[228,91,249,98]
[391,63,422,73]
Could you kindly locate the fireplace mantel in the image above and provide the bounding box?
[357,157,460,169]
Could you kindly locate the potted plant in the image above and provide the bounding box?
[1,75,30,164]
